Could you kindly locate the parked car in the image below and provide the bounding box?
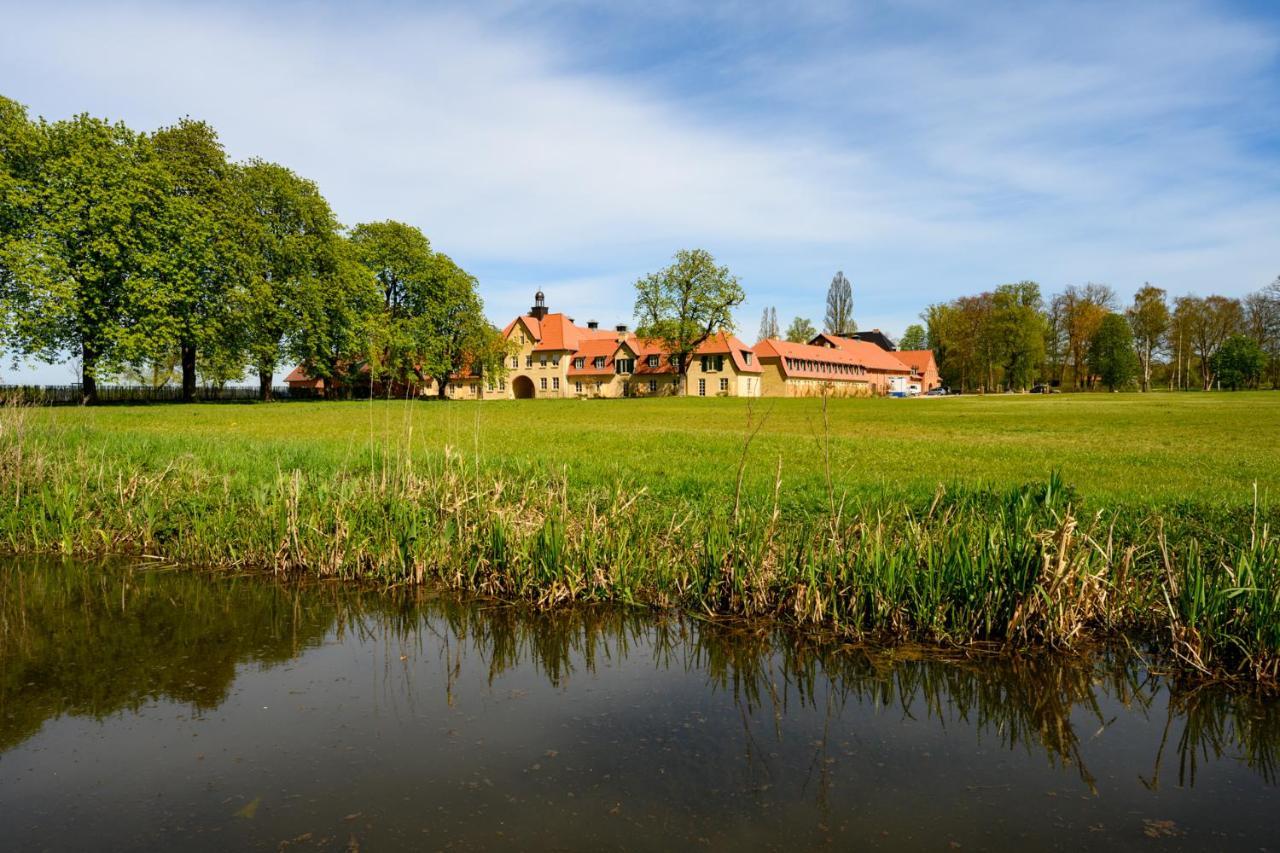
[1029,384,1060,394]
[924,387,948,396]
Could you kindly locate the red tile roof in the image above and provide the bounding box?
[754,338,910,381]
[504,310,761,375]
[892,349,937,376]
[808,333,916,372]
[504,313,618,352]
[566,338,637,376]
[696,331,762,374]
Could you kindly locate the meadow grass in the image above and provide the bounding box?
[1,393,1278,685]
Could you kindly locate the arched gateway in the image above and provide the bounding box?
[512,375,535,399]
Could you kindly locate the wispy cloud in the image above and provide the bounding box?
[2,0,1277,381]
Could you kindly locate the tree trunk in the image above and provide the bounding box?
[81,343,98,406]
[181,344,197,403]
[436,378,448,399]
[259,370,273,402]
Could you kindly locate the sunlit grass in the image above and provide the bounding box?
[2,393,1278,685]
[22,392,1280,512]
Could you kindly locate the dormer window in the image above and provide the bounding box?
[573,357,584,369]
[615,358,635,375]
[743,352,753,365]
[646,355,659,368]
[593,356,606,369]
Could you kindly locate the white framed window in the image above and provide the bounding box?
[743,351,753,365]
[540,377,547,390]
[551,355,561,366]
[648,380,657,392]
[511,357,518,369]
[573,357,584,369]
[552,377,560,390]
[719,378,728,392]
[647,355,659,368]
[615,358,635,374]
[525,356,533,368]
[698,378,706,396]
[593,356,606,369]
[575,382,582,393]
[539,355,547,367]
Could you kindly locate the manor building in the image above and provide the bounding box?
[499,292,761,399]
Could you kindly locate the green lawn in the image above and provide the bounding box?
[31,391,1280,513]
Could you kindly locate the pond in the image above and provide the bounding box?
[1,559,1276,850]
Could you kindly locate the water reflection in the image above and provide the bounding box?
[3,557,1274,796]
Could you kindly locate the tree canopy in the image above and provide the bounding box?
[784,316,816,343]
[1088,313,1138,391]
[823,271,854,335]
[898,324,927,351]
[633,248,744,391]
[1212,334,1267,390]
[0,97,495,403]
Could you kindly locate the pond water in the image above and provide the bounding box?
[1,560,1277,851]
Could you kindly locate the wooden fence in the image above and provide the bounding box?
[0,384,320,405]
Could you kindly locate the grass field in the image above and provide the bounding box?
[20,392,1280,512]
[3,393,1278,685]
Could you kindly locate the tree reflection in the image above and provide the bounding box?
[2,560,1275,790]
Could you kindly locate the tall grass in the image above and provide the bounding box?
[0,401,1277,686]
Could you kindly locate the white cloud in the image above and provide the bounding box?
[1,0,1277,385]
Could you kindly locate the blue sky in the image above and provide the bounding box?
[2,0,1278,383]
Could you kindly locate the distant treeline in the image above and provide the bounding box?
[0,95,506,404]
[922,280,1280,393]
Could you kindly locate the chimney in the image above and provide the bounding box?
[615,324,628,333]
[587,320,598,330]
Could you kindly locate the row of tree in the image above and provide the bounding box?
[0,96,503,402]
[923,280,1279,392]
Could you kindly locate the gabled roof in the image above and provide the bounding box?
[695,331,762,374]
[755,337,910,380]
[807,333,916,372]
[504,312,619,353]
[892,349,937,376]
[567,337,637,375]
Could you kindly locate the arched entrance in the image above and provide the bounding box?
[512,376,535,399]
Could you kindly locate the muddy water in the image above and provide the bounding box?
[0,560,1276,850]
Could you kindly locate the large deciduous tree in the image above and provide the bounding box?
[0,96,41,370]
[1212,334,1267,390]
[990,282,1045,392]
[785,316,817,343]
[1126,284,1169,392]
[898,324,927,351]
[1052,283,1116,389]
[1243,277,1280,389]
[1181,294,1244,390]
[415,253,506,398]
[0,112,173,403]
[151,118,256,401]
[823,271,854,335]
[349,220,435,390]
[757,306,778,341]
[1088,312,1138,391]
[238,159,353,400]
[633,249,745,394]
